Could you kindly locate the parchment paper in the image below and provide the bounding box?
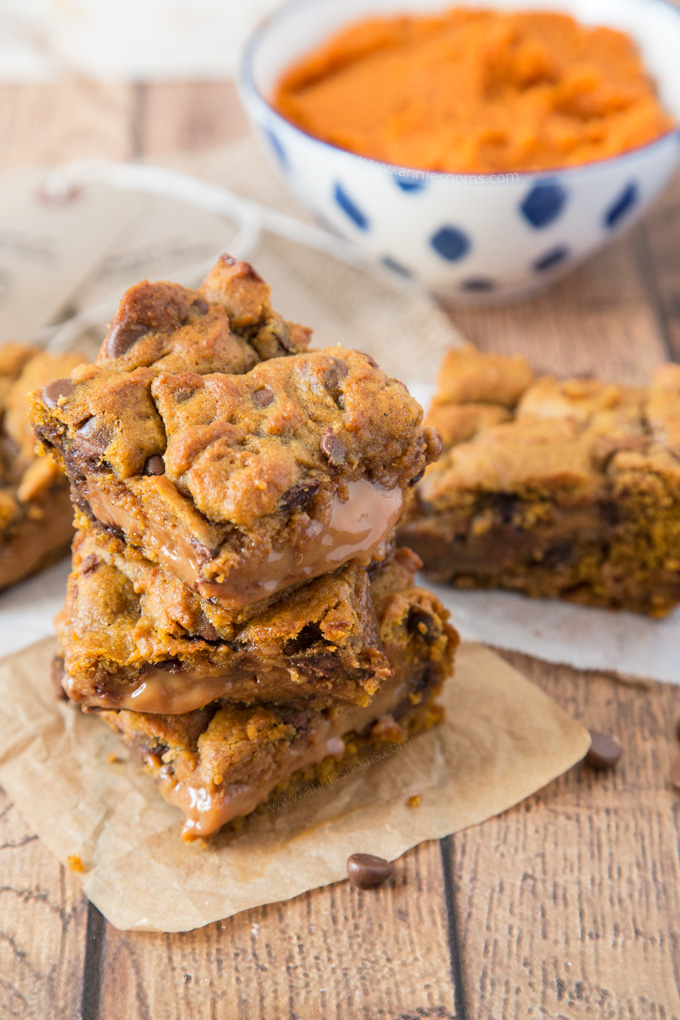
[0,637,589,932]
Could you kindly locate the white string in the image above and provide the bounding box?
[42,158,377,270]
[41,157,415,352]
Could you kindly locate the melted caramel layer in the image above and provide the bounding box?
[159,673,411,839]
[64,665,261,715]
[85,476,403,609]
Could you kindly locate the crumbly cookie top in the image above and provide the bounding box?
[417,344,680,510]
[30,254,439,540]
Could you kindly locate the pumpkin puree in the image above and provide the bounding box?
[274,9,674,173]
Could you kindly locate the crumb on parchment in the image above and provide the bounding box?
[67,854,85,872]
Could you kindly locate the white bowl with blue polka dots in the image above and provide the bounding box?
[239,0,680,304]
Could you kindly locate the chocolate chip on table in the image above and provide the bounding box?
[584,730,622,770]
[106,320,150,358]
[144,455,165,476]
[346,853,394,889]
[321,428,347,466]
[253,386,275,407]
[670,754,680,791]
[42,377,74,408]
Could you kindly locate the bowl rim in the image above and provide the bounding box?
[238,0,680,183]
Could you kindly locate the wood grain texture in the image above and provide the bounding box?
[0,81,135,172]
[2,78,680,1020]
[96,841,457,1020]
[447,655,680,1020]
[132,81,250,158]
[0,788,88,1019]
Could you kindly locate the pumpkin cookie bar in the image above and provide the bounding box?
[0,343,83,590]
[54,556,457,840]
[58,532,450,714]
[398,344,680,615]
[30,255,440,611]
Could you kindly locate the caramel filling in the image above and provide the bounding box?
[63,666,259,715]
[158,673,411,839]
[85,476,403,608]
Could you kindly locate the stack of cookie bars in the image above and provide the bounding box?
[30,255,457,840]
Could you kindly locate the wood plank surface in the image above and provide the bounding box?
[1,77,680,1020]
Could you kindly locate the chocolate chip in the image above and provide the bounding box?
[347,853,394,890]
[406,607,436,645]
[279,479,321,512]
[271,324,296,353]
[75,417,109,463]
[495,493,519,525]
[197,619,219,641]
[173,386,196,404]
[253,387,275,407]
[144,455,165,476]
[321,429,347,466]
[106,321,150,358]
[409,469,425,488]
[323,359,348,410]
[357,351,378,368]
[80,554,101,575]
[191,297,209,315]
[542,543,574,568]
[42,377,74,408]
[584,730,622,770]
[323,359,348,391]
[599,499,621,527]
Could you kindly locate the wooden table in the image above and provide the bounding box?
[2,80,680,1020]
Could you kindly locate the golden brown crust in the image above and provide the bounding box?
[30,255,440,609]
[58,533,454,715]
[399,346,680,615]
[62,561,457,839]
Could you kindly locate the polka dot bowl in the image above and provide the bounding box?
[239,0,680,304]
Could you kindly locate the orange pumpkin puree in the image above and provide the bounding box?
[274,9,674,173]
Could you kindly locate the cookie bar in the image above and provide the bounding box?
[398,344,680,615]
[0,343,83,590]
[55,562,457,840]
[58,533,450,714]
[30,255,440,610]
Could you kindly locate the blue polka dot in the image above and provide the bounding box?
[520,181,568,228]
[604,181,638,229]
[382,256,412,277]
[334,183,369,231]
[430,226,471,262]
[461,278,496,292]
[395,176,427,193]
[533,246,569,272]
[264,128,288,169]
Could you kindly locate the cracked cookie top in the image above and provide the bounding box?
[30,255,440,608]
[414,344,680,511]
